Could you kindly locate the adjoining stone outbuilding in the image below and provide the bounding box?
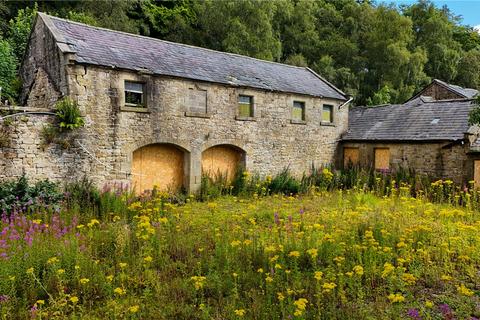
[0,13,350,193]
[340,80,480,185]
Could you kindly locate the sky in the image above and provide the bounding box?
[386,0,480,29]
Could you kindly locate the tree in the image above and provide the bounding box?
[456,49,480,90]
[7,4,37,63]
[0,38,17,101]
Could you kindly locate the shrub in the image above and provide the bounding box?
[0,176,63,214]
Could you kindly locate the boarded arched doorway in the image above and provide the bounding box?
[131,144,185,193]
[202,145,245,181]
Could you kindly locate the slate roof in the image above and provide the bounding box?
[434,79,478,99]
[39,13,347,100]
[342,100,475,141]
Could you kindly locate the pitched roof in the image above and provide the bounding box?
[38,13,347,100]
[342,100,475,141]
[433,79,478,99]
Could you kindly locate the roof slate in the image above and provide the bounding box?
[434,79,478,99]
[41,14,346,100]
[343,100,475,141]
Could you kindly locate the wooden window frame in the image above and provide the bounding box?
[291,100,306,124]
[124,80,146,108]
[237,94,254,120]
[322,104,334,124]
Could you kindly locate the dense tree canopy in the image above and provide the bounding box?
[0,0,479,105]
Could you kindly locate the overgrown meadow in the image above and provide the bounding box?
[1,171,480,319]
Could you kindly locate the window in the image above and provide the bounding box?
[188,88,207,114]
[374,148,390,170]
[238,95,254,117]
[322,104,334,123]
[292,101,305,121]
[125,81,145,107]
[343,147,359,168]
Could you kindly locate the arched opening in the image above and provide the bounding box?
[201,145,245,182]
[131,144,187,193]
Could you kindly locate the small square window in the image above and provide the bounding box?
[238,95,253,117]
[292,101,305,121]
[125,81,145,107]
[322,105,333,123]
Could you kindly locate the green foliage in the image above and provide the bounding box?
[1,0,479,107]
[468,99,480,126]
[6,4,36,63]
[367,85,391,106]
[0,38,17,101]
[54,97,84,130]
[0,175,63,214]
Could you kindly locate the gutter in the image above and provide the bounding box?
[338,96,353,109]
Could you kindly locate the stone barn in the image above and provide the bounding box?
[0,13,350,193]
[340,80,480,185]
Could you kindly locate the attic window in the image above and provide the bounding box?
[431,118,440,124]
[125,81,145,107]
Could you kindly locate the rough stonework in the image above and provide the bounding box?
[1,13,349,193]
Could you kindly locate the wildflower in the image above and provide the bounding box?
[191,276,206,290]
[306,248,318,259]
[257,268,264,273]
[387,293,405,303]
[441,274,452,281]
[402,273,416,285]
[425,300,434,308]
[381,263,395,278]
[231,240,241,247]
[74,265,80,270]
[106,275,114,282]
[234,309,246,317]
[243,239,252,246]
[406,308,421,320]
[47,257,59,264]
[274,263,282,269]
[353,265,364,276]
[265,276,273,283]
[26,267,34,275]
[143,256,153,263]
[8,276,15,281]
[129,305,139,313]
[79,278,90,285]
[87,219,100,227]
[293,298,308,316]
[277,292,285,301]
[114,287,126,295]
[57,269,65,275]
[76,224,84,229]
[119,262,127,269]
[35,300,45,306]
[314,271,323,281]
[32,219,41,224]
[322,282,336,293]
[69,296,79,304]
[457,284,474,296]
[288,250,300,258]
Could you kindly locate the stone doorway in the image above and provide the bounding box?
[131,144,186,193]
[201,145,245,181]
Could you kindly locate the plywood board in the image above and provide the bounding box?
[474,160,480,188]
[343,147,359,167]
[202,145,243,181]
[374,148,390,170]
[131,144,184,193]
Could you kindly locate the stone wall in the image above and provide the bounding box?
[0,110,90,183]
[419,82,463,101]
[340,141,473,184]
[3,60,348,192]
